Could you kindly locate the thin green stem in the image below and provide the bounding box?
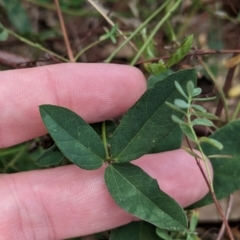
[3,144,27,171]
[104,0,170,63]
[102,121,110,159]
[130,0,182,65]
[5,27,69,62]
[186,98,214,191]
[74,32,135,61]
[166,19,177,42]
[231,101,240,121]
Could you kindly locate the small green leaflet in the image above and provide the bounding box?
[37,144,64,166]
[188,120,240,208]
[39,105,105,170]
[111,69,197,163]
[105,163,187,231]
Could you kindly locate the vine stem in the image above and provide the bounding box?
[186,99,213,190]
[54,0,74,62]
[135,49,240,65]
[130,0,182,65]
[185,137,234,240]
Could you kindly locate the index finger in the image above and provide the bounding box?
[0,63,146,148]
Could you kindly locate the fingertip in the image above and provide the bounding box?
[0,63,147,147]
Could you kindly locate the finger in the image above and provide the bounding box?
[0,149,212,240]
[0,63,146,148]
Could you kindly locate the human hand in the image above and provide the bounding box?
[0,63,212,239]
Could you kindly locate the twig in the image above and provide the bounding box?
[215,32,240,118]
[135,49,240,65]
[185,137,234,240]
[54,0,74,62]
[216,194,234,240]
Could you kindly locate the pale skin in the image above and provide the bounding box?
[0,63,213,240]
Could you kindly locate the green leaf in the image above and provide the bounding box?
[144,60,167,76]
[191,111,220,120]
[174,81,188,99]
[91,120,117,145]
[199,137,223,150]
[188,120,240,208]
[110,222,159,240]
[156,228,172,240]
[179,123,196,142]
[36,144,64,166]
[0,0,31,34]
[105,163,187,230]
[174,99,189,109]
[192,96,216,102]
[171,115,185,124]
[165,101,186,114]
[150,125,182,153]
[111,69,197,163]
[0,23,8,41]
[167,35,193,67]
[187,81,195,97]
[191,118,213,127]
[193,88,202,96]
[147,69,173,88]
[191,104,206,112]
[39,105,105,170]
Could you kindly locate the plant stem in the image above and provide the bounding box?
[3,144,27,171]
[130,0,182,65]
[104,0,170,63]
[102,121,110,159]
[231,101,240,121]
[5,27,69,62]
[54,0,74,62]
[185,137,234,240]
[135,49,240,65]
[196,56,229,122]
[166,19,177,42]
[186,100,213,191]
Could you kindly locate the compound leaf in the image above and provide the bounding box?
[188,120,240,208]
[39,105,105,170]
[105,163,187,231]
[111,69,197,163]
